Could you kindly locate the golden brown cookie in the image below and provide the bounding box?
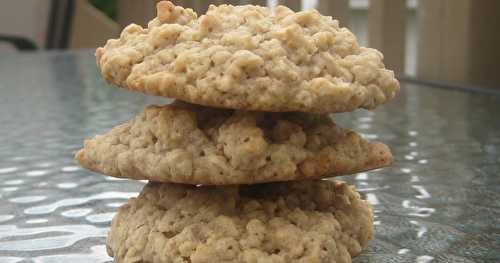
[75,102,392,185]
[107,180,374,263]
[96,1,399,114]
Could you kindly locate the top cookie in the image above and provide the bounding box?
[96,1,399,114]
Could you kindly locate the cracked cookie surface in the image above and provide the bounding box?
[96,1,399,114]
[75,102,392,185]
[107,180,374,263]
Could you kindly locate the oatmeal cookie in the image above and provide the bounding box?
[96,1,399,114]
[107,180,374,262]
[75,102,392,185]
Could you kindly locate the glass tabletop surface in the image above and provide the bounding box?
[0,51,499,263]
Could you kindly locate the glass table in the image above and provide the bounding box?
[0,51,499,262]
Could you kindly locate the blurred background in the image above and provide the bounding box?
[1,0,499,88]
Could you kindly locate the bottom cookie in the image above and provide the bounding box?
[107,180,374,263]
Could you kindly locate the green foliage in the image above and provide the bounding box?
[89,0,118,20]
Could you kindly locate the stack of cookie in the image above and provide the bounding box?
[75,2,399,262]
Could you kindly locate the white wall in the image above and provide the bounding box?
[0,0,51,52]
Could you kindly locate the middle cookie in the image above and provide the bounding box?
[75,102,392,185]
